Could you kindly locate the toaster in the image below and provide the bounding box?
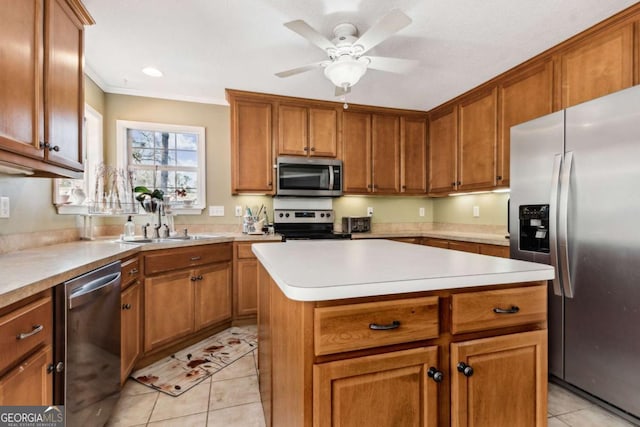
[342,216,371,233]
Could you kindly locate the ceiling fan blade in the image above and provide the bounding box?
[275,61,328,78]
[366,56,418,74]
[284,20,335,52]
[354,9,412,54]
[334,85,351,97]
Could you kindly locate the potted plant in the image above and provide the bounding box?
[134,186,164,213]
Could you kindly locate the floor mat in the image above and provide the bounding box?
[131,325,257,396]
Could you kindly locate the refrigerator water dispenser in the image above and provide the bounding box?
[519,204,549,253]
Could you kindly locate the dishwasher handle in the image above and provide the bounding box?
[68,272,121,309]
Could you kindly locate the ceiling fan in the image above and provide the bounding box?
[275,9,417,96]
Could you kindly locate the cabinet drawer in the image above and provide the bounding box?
[479,244,510,258]
[448,241,480,253]
[314,296,439,356]
[121,256,140,288]
[144,243,232,275]
[451,284,546,334]
[0,296,52,373]
[236,243,256,259]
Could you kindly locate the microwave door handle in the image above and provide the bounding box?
[329,165,335,190]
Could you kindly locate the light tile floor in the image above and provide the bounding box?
[109,350,636,426]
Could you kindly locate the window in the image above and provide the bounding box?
[116,120,206,213]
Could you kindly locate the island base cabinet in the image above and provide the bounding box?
[313,346,439,427]
[450,330,547,427]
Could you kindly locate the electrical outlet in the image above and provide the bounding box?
[419,207,425,217]
[209,206,224,216]
[367,207,374,217]
[235,205,243,217]
[473,206,480,217]
[0,197,9,218]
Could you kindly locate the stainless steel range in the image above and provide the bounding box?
[274,209,351,241]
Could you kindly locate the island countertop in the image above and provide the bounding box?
[252,239,554,301]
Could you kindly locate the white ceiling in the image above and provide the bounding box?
[83,0,638,111]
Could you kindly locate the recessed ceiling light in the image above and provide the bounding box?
[142,67,163,77]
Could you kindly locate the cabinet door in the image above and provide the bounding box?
[458,88,497,191]
[559,23,634,109]
[371,114,400,193]
[235,258,258,318]
[278,104,308,156]
[400,116,428,194]
[231,98,274,193]
[450,330,547,427]
[423,238,449,249]
[121,282,141,384]
[448,241,480,254]
[309,107,338,157]
[44,0,84,171]
[498,60,553,187]
[428,106,458,194]
[0,0,44,161]
[478,244,510,258]
[0,345,52,405]
[144,270,194,351]
[314,346,439,427]
[342,111,372,193]
[194,262,232,330]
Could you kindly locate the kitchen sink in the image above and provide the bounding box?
[117,234,222,244]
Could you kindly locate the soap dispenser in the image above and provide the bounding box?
[124,215,135,238]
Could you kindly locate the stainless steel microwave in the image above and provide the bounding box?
[276,156,343,197]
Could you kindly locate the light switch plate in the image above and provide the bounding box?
[235,205,243,217]
[419,207,425,217]
[367,207,374,217]
[473,206,480,217]
[0,197,9,218]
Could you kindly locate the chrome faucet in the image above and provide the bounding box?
[142,223,150,239]
[162,224,170,238]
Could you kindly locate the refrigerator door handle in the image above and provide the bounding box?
[559,151,574,298]
[549,154,563,296]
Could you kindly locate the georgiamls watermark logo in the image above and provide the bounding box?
[0,406,64,427]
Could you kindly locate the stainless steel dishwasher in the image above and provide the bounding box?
[64,261,121,427]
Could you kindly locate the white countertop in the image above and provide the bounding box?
[252,239,554,301]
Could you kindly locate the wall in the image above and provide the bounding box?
[433,193,509,226]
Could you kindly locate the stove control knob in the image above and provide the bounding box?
[326,213,331,218]
[285,213,290,218]
[278,213,284,218]
[320,213,325,217]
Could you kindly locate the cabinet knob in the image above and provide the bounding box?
[457,362,474,377]
[497,175,502,181]
[50,145,60,152]
[122,303,132,310]
[451,182,456,187]
[310,147,315,152]
[303,147,308,151]
[129,268,139,275]
[190,276,198,282]
[427,367,444,383]
[47,364,54,374]
[457,181,461,186]
[197,275,203,281]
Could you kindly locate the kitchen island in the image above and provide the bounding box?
[252,239,554,427]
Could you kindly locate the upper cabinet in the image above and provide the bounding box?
[458,88,497,192]
[428,106,457,194]
[558,23,634,109]
[400,116,428,194]
[0,0,93,178]
[497,60,554,187]
[342,111,371,193]
[277,104,339,158]
[371,114,401,194]
[228,92,275,194]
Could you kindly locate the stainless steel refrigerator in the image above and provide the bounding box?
[509,84,640,423]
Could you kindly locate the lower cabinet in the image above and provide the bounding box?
[422,238,510,258]
[0,345,53,405]
[142,243,233,353]
[144,262,232,352]
[314,346,439,427]
[450,330,547,427]
[121,282,141,384]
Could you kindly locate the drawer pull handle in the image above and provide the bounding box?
[369,320,401,331]
[493,305,520,314]
[17,324,44,340]
[427,367,444,383]
[129,268,139,275]
[190,256,201,261]
[457,362,474,377]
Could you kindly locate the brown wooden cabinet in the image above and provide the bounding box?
[342,112,401,194]
[498,60,554,187]
[0,0,92,177]
[278,104,339,157]
[422,238,510,258]
[450,330,547,427]
[428,106,458,194]
[142,243,232,352]
[120,255,141,384]
[0,292,53,405]
[458,87,498,192]
[400,116,428,194]
[233,241,280,320]
[558,23,634,109]
[228,92,274,194]
[314,347,439,427]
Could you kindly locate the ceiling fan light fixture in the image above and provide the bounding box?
[324,56,367,89]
